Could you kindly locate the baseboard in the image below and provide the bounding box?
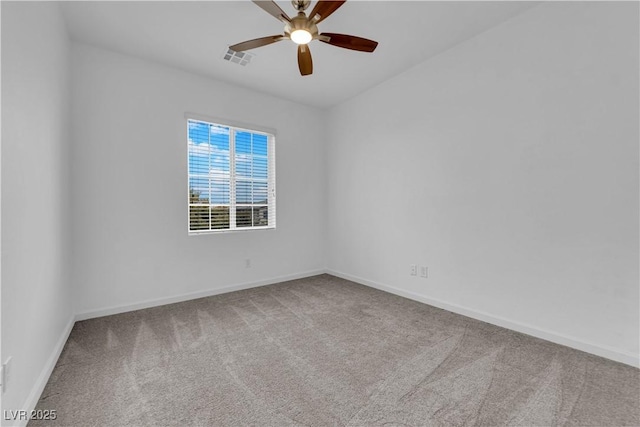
[327,269,640,368]
[11,316,75,427]
[75,269,327,321]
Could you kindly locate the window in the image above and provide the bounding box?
[187,117,275,233]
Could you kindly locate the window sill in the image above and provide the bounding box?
[188,226,276,236]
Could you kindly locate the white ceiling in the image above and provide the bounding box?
[60,1,538,109]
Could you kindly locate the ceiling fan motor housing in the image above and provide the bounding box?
[286,12,318,41]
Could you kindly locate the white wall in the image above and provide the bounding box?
[1,1,73,417]
[2,6,637,419]
[327,2,639,364]
[71,43,326,315]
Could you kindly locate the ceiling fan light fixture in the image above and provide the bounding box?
[290,29,312,45]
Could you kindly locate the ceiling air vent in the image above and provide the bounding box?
[222,48,254,66]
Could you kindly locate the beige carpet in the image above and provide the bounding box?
[31,274,639,426]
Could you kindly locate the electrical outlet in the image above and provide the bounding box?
[1,357,12,394]
[410,264,417,276]
[420,266,428,278]
[245,258,251,268]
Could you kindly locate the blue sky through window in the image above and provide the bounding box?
[188,120,269,206]
[235,131,268,205]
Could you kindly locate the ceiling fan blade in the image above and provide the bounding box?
[252,1,291,23]
[298,44,313,76]
[319,33,378,52]
[309,1,346,24]
[229,35,284,52]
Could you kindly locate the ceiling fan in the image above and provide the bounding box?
[229,0,378,76]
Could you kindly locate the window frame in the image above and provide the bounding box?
[186,113,276,235]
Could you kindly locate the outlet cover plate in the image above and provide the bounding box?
[420,266,428,278]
